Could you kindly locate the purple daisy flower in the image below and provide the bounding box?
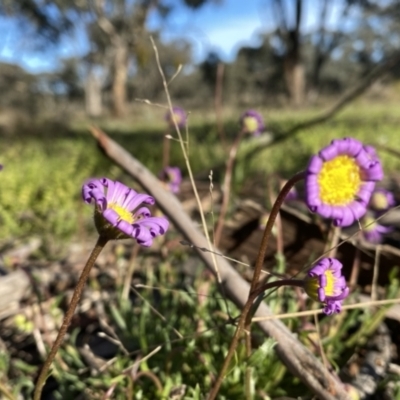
[369,188,395,212]
[304,258,349,315]
[165,106,187,129]
[160,166,182,194]
[240,110,265,136]
[361,215,392,244]
[82,178,169,246]
[305,138,384,227]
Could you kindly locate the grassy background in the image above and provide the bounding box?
[2,100,400,242]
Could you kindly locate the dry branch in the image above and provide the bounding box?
[244,52,400,160]
[89,125,350,399]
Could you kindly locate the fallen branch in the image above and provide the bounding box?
[89,125,350,399]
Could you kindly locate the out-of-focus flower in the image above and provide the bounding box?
[305,138,384,227]
[160,166,182,194]
[361,215,392,244]
[82,178,169,246]
[165,106,187,129]
[240,110,265,136]
[304,257,349,315]
[369,188,395,212]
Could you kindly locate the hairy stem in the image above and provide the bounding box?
[33,235,108,400]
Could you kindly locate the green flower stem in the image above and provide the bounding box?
[33,235,109,400]
[208,171,305,400]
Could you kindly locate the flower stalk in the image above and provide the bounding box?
[33,235,109,400]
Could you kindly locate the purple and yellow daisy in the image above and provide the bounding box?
[361,215,392,244]
[304,258,349,315]
[165,106,187,129]
[369,188,395,213]
[240,110,265,136]
[305,138,384,227]
[160,166,182,194]
[82,178,169,246]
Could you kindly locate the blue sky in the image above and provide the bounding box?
[0,0,343,73]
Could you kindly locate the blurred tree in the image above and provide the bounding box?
[260,0,400,103]
[0,0,213,117]
[0,62,37,110]
[130,34,192,101]
[269,0,305,106]
[0,0,74,45]
[84,0,167,116]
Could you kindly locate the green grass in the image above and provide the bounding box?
[1,100,400,243]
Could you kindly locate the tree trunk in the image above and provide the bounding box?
[283,0,305,106]
[85,68,102,118]
[112,43,128,117]
[284,56,305,106]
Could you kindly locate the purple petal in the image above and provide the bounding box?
[307,156,323,174]
[357,181,375,204]
[134,207,152,218]
[334,207,355,227]
[319,143,339,161]
[317,287,326,302]
[125,194,155,211]
[317,204,333,219]
[116,220,134,236]
[102,208,120,226]
[349,201,367,220]
[340,138,362,157]
[364,162,384,181]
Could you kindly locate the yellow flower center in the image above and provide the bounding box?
[305,269,337,301]
[324,270,336,297]
[243,116,258,133]
[109,203,134,224]
[318,155,361,206]
[362,216,377,232]
[371,192,387,210]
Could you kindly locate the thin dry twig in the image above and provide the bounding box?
[253,297,400,322]
[149,37,222,288]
